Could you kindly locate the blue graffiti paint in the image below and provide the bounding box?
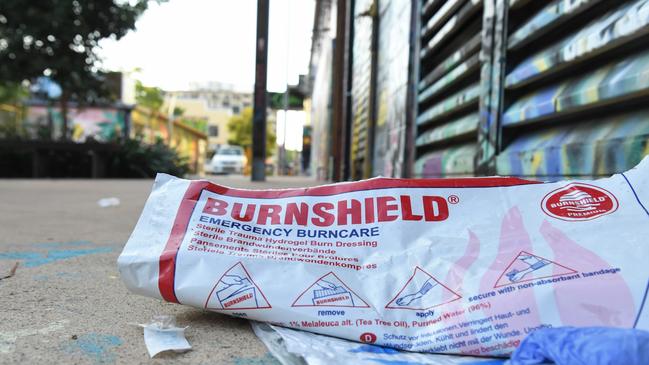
[57,272,80,278]
[0,252,42,261]
[33,241,93,248]
[62,333,122,364]
[0,247,111,268]
[350,344,400,354]
[233,353,281,365]
[32,248,113,267]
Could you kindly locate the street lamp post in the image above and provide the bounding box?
[252,0,270,181]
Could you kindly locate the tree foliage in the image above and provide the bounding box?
[0,1,153,100]
[0,0,156,138]
[173,106,185,117]
[0,82,28,105]
[227,107,276,157]
[111,137,189,178]
[0,83,28,139]
[135,80,164,112]
[179,117,207,133]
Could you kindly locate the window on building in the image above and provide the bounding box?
[208,125,219,137]
[217,146,243,155]
[232,106,240,114]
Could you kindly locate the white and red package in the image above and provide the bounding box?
[118,158,649,356]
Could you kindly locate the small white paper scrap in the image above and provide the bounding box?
[97,197,120,207]
[138,315,191,358]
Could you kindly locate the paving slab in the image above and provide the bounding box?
[0,175,320,364]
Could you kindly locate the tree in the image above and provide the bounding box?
[135,81,164,112]
[166,104,207,132]
[0,82,28,105]
[228,107,276,157]
[172,106,185,117]
[0,1,156,139]
[0,82,28,138]
[179,117,207,133]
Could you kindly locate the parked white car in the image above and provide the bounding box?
[208,145,246,174]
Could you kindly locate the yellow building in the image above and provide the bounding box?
[131,107,208,175]
[164,87,252,153]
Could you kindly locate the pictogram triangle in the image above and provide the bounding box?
[385,267,461,310]
[292,272,370,308]
[204,262,271,310]
[493,250,577,288]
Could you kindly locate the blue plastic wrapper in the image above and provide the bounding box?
[509,327,649,365]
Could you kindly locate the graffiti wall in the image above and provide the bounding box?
[506,0,649,88]
[504,48,649,126]
[414,143,476,178]
[131,107,169,142]
[309,41,334,180]
[414,0,484,178]
[497,110,649,178]
[372,0,412,178]
[415,0,649,179]
[498,0,649,178]
[308,0,649,180]
[24,106,126,142]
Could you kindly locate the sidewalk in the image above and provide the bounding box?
[0,174,321,364]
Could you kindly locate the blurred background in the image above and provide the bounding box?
[1,0,649,181]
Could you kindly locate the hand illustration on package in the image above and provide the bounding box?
[313,279,354,306]
[218,275,254,304]
[204,262,271,310]
[505,255,550,283]
[386,267,461,310]
[396,279,438,306]
[292,272,370,308]
[494,251,577,288]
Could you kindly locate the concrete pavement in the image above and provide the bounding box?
[0,174,320,364]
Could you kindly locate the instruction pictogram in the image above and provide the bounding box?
[385,267,461,310]
[494,251,577,288]
[292,272,370,308]
[204,262,271,310]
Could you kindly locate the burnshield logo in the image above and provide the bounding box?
[202,195,450,226]
[541,183,618,221]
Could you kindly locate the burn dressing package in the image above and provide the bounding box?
[118,158,649,357]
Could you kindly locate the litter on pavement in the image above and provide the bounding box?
[136,315,191,358]
[0,262,18,281]
[97,197,120,207]
[118,156,649,357]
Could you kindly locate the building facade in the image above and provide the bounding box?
[309,0,649,181]
[164,85,253,152]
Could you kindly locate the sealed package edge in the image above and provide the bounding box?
[118,157,649,356]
